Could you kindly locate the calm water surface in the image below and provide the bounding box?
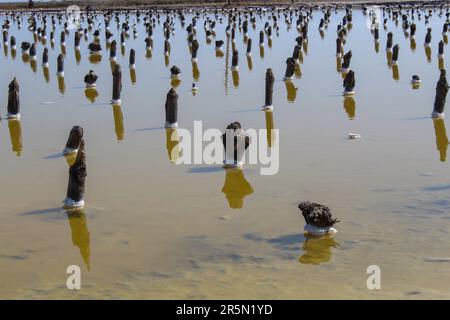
[0,7,449,299]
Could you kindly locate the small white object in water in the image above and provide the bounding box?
[348,133,361,139]
[304,224,337,236]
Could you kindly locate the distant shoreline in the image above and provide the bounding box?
[0,0,447,12]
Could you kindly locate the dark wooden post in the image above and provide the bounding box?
[57,53,64,76]
[263,68,275,110]
[341,50,352,71]
[433,69,449,118]
[191,39,199,61]
[129,48,135,68]
[7,78,20,118]
[284,57,296,80]
[386,32,393,51]
[64,125,84,155]
[64,140,87,209]
[112,63,122,105]
[165,88,178,128]
[343,70,355,95]
[392,44,399,64]
[221,122,250,167]
[231,49,239,70]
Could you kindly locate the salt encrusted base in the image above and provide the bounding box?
[129,64,136,69]
[343,90,355,96]
[262,105,273,111]
[63,198,85,209]
[231,66,239,71]
[111,99,122,105]
[432,111,444,119]
[7,113,20,120]
[57,71,64,77]
[165,121,178,129]
[85,83,96,88]
[283,76,293,81]
[304,224,337,236]
[223,160,243,168]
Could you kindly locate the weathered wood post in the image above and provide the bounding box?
[60,30,65,46]
[84,70,98,87]
[10,36,16,49]
[343,70,355,95]
[42,47,49,67]
[29,43,36,60]
[246,38,252,57]
[64,125,84,155]
[432,69,449,118]
[392,44,399,65]
[7,78,20,119]
[129,48,135,69]
[74,32,80,49]
[424,27,432,47]
[57,53,64,76]
[263,68,275,110]
[231,49,239,70]
[170,65,181,79]
[336,37,342,57]
[110,39,117,61]
[64,140,87,209]
[164,39,171,57]
[165,88,178,128]
[292,44,301,64]
[438,40,444,58]
[191,39,199,62]
[410,23,416,39]
[386,32,393,51]
[112,63,122,105]
[221,121,250,167]
[284,57,296,80]
[341,50,352,72]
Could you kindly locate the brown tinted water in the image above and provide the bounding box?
[0,7,450,299]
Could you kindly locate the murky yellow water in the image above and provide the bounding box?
[1,6,450,299]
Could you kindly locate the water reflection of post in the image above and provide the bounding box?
[65,209,91,271]
[221,168,254,209]
[191,60,200,82]
[85,87,99,103]
[298,234,338,265]
[8,119,22,156]
[433,118,449,162]
[224,30,230,94]
[112,103,124,141]
[343,96,356,120]
[264,110,275,148]
[165,128,181,164]
[285,80,297,103]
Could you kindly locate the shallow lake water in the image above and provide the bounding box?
[0,6,450,299]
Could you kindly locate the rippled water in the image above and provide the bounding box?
[0,6,450,299]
